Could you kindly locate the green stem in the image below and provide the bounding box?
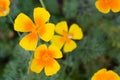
[8,15,14,23]
[39,0,46,8]
[27,52,34,74]
[8,15,21,37]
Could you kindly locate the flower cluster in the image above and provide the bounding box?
[14,7,83,76]
[91,68,120,80]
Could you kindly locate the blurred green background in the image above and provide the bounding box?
[0,0,120,80]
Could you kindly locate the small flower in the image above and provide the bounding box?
[0,0,10,17]
[95,0,120,14]
[30,44,62,76]
[14,7,55,50]
[91,68,120,80]
[51,21,83,53]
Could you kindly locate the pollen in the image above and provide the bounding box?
[3,10,8,15]
[68,34,73,39]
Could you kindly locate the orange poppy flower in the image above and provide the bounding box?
[0,0,10,17]
[14,7,55,50]
[91,68,120,80]
[95,0,120,14]
[51,21,83,53]
[30,44,63,76]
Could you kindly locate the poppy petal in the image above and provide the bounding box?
[34,7,50,25]
[91,68,120,80]
[45,59,60,76]
[63,40,77,53]
[34,44,47,59]
[40,23,55,42]
[69,24,83,40]
[19,32,38,50]
[48,45,63,59]
[95,0,110,14]
[91,69,107,80]
[30,59,44,73]
[0,0,10,7]
[0,0,10,16]
[55,21,68,35]
[51,35,65,50]
[14,13,35,32]
[107,70,120,80]
[111,0,120,12]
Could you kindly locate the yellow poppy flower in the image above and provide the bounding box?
[51,21,83,53]
[91,68,120,80]
[95,0,120,14]
[0,0,10,17]
[14,7,55,50]
[30,44,62,76]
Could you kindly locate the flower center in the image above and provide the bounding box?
[3,10,8,14]
[0,6,8,15]
[62,31,73,42]
[40,51,54,66]
[42,53,50,61]
[68,34,72,39]
[33,24,46,36]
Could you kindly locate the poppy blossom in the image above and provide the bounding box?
[91,68,120,80]
[14,7,55,50]
[95,0,120,14]
[51,21,83,53]
[30,44,62,76]
[0,0,10,17]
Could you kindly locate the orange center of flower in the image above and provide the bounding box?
[33,24,46,36]
[39,50,54,66]
[61,31,73,43]
[0,6,8,15]
[0,2,8,15]
[42,53,50,61]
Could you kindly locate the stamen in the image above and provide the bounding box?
[3,10,8,15]
[68,34,72,39]
[0,7,8,15]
